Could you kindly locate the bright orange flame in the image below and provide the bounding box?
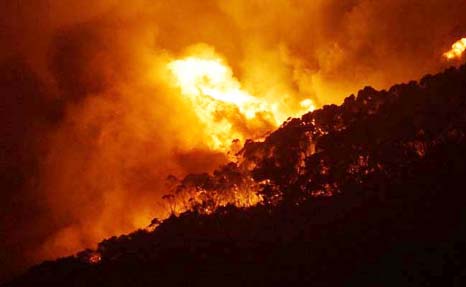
[168,46,315,151]
[444,38,466,60]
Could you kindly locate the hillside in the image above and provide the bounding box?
[4,63,466,287]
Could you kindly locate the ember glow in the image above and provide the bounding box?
[444,38,466,60]
[88,252,102,265]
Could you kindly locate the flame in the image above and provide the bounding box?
[168,47,315,151]
[444,38,466,60]
[300,99,315,110]
[88,252,101,264]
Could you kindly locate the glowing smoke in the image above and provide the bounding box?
[1,0,466,280]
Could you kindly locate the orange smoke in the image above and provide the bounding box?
[2,0,466,280]
[34,38,317,263]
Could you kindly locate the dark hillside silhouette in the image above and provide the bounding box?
[4,63,466,286]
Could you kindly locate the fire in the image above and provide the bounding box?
[168,46,315,151]
[88,252,102,264]
[168,57,260,116]
[300,99,315,110]
[168,53,273,151]
[444,38,466,60]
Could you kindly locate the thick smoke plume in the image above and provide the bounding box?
[1,0,465,280]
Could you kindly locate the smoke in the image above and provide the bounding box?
[1,0,465,280]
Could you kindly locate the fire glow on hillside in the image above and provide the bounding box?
[2,1,466,281]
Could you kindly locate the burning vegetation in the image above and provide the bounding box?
[167,45,314,151]
[6,61,466,287]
